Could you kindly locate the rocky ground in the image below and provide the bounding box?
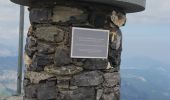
[0,96,23,100]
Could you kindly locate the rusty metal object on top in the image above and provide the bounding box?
[10,0,146,13]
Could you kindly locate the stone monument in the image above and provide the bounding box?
[10,0,146,100]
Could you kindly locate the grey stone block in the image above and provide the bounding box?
[57,77,70,89]
[29,8,52,23]
[54,47,71,66]
[100,93,116,100]
[60,87,95,100]
[24,84,39,98]
[25,36,37,58]
[71,71,103,86]
[37,42,55,54]
[83,59,108,70]
[52,6,87,23]
[37,84,57,100]
[109,28,122,50]
[88,12,106,28]
[32,53,54,70]
[96,89,103,100]
[24,71,54,84]
[25,82,57,100]
[44,65,83,76]
[103,72,120,87]
[34,26,64,43]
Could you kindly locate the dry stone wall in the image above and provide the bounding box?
[24,3,126,100]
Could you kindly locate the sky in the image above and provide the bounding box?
[0,0,170,65]
[122,0,170,65]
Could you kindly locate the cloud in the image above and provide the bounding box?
[127,0,170,25]
[0,27,18,38]
[138,76,147,82]
[122,74,147,82]
[0,49,15,57]
[0,70,17,83]
[0,70,17,91]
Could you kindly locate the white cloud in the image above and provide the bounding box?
[0,27,18,39]
[0,70,17,83]
[122,74,147,82]
[0,49,14,57]
[138,76,147,82]
[0,70,17,90]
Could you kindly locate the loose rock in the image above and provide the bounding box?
[110,10,126,27]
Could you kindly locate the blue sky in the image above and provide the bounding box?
[0,0,170,65]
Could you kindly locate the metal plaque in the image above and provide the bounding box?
[71,27,109,59]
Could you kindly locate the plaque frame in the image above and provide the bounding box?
[71,27,110,59]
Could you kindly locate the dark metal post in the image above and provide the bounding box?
[17,5,24,95]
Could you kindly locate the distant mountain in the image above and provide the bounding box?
[0,57,18,97]
[0,83,15,97]
[121,57,170,100]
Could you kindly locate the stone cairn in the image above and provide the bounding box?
[24,1,126,100]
